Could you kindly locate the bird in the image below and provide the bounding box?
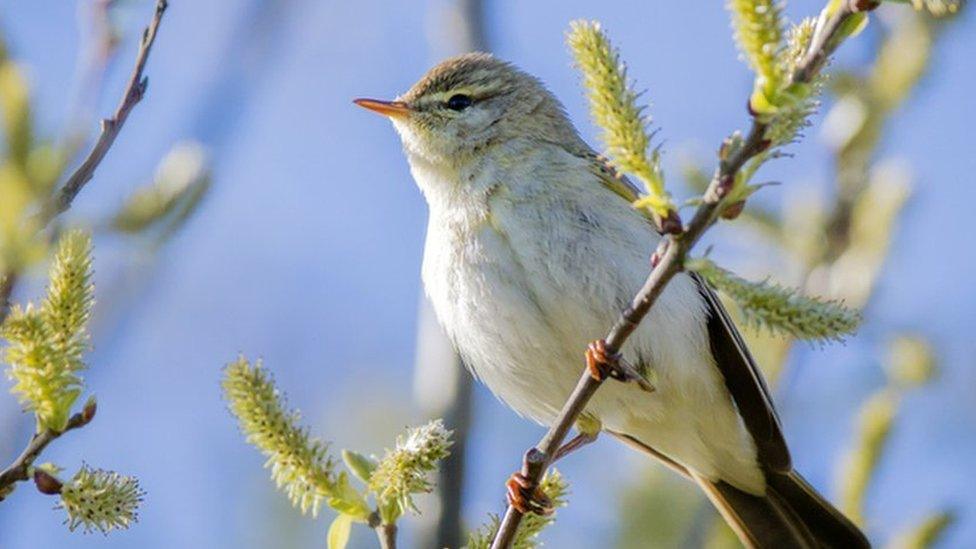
[355,52,869,549]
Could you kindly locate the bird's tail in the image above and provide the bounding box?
[692,469,870,549]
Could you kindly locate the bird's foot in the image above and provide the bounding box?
[585,339,655,392]
[506,471,553,516]
[585,339,624,382]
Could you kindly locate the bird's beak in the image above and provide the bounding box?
[353,98,412,118]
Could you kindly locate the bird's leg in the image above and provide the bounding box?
[551,430,598,462]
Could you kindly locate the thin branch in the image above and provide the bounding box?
[368,511,398,549]
[375,523,398,549]
[489,2,871,547]
[0,406,94,500]
[0,0,168,500]
[39,0,169,225]
[0,272,16,322]
[0,0,168,327]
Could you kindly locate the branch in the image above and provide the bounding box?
[0,0,169,326]
[368,511,398,549]
[0,272,16,322]
[0,404,94,499]
[39,0,169,225]
[0,0,168,500]
[489,2,873,547]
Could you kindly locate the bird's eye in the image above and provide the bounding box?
[446,94,473,111]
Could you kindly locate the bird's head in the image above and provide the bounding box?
[355,53,577,168]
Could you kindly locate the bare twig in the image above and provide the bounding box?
[375,523,398,549]
[0,0,168,501]
[368,511,398,549]
[39,0,169,225]
[0,403,95,500]
[0,0,168,327]
[489,2,872,547]
[0,272,16,322]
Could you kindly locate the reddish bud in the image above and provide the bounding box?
[33,470,63,495]
[81,397,97,425]
[852,0,880,11]
[721,200,746,220]
[658,210,683,235]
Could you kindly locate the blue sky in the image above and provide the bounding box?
[0,1,974,547]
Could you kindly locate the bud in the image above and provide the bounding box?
[80,396,97,425]
[721,200,746,220]
[852,0,881,12]
[33,469,63,495]
[341,449,377,483]
[658,210,683,235]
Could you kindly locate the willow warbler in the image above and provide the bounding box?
[355,53,867,549]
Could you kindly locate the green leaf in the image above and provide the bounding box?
[341,449,377,483]
[327,473,371,521]
[327,514,353,549]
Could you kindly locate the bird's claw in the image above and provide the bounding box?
[585,339,655,392]
[585,339,623,382]
[506,471,553,516]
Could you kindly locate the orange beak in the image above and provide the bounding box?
[353,98,412,118]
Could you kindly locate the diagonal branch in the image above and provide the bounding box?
[0,0,168,501]
[38,0,169,225]
[0,0,168,327]
[488,2,873,547]
[0,403,95,500]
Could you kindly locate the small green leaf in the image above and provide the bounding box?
[327,513,353,549]
[327,473,371,521]
[342,449,377,483]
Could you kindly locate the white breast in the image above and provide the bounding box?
[414,140,763,493]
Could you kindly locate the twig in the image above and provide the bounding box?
[0,406,94,500]
[38,0,169,226]
[0,272,16,322]
[488,2,872,547]
[0,0,168,327]
[375,524,398,549]
[0,0,168,500]
[368,511,398,549]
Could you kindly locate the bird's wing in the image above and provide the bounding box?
[577,150,659,222]
[691,271,792,472]
[576,147,792,472]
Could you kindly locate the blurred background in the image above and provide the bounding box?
[0,0,973,547]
